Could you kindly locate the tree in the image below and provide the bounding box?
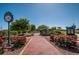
[57,27,62,30]
[51,27,56,30]
[10,18,30,33]
[30,24,36,32]
[49,27,62,34]
[38,25,49,31]
[37,25,49,36]
[48,27,56,34]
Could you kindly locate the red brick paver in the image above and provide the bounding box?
[20,33,62,55]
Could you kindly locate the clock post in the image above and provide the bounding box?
[8,22,11,47]
[4,11,13,47]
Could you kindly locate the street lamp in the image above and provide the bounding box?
[4,11,13,47]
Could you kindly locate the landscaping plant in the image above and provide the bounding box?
[50,31,77,50]
[12,36,26,49]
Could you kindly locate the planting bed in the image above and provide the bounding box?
[44,36,79,55]
[0,35,31,55]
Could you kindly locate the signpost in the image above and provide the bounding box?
[66,24,76,35]
[4,11,13,47]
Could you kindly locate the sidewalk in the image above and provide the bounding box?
[19,34,62,55]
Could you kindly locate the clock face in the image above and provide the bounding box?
[5,15,12,22]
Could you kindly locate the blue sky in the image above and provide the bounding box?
[0,3,79,29]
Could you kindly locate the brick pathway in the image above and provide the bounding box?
[19,33,62,55]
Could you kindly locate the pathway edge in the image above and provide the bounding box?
[19,37,32,55]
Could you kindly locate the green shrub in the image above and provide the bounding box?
[12,40,24,49]
[76,32,79,34]
[12,36,26,49]
[1,31,7,36]
[40,29,49,36]
[13,41,21,49]
[11,31,18,36]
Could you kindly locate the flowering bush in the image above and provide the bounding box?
[0,36,3,47]
[2,35,26,48]
[0,47,4,54]
[50,33,77,48]
[12,36,26,49]
[0,36,4,54]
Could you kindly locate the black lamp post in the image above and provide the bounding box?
[4,11,13,47]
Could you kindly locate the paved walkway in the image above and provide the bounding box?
[19,33,62,55]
